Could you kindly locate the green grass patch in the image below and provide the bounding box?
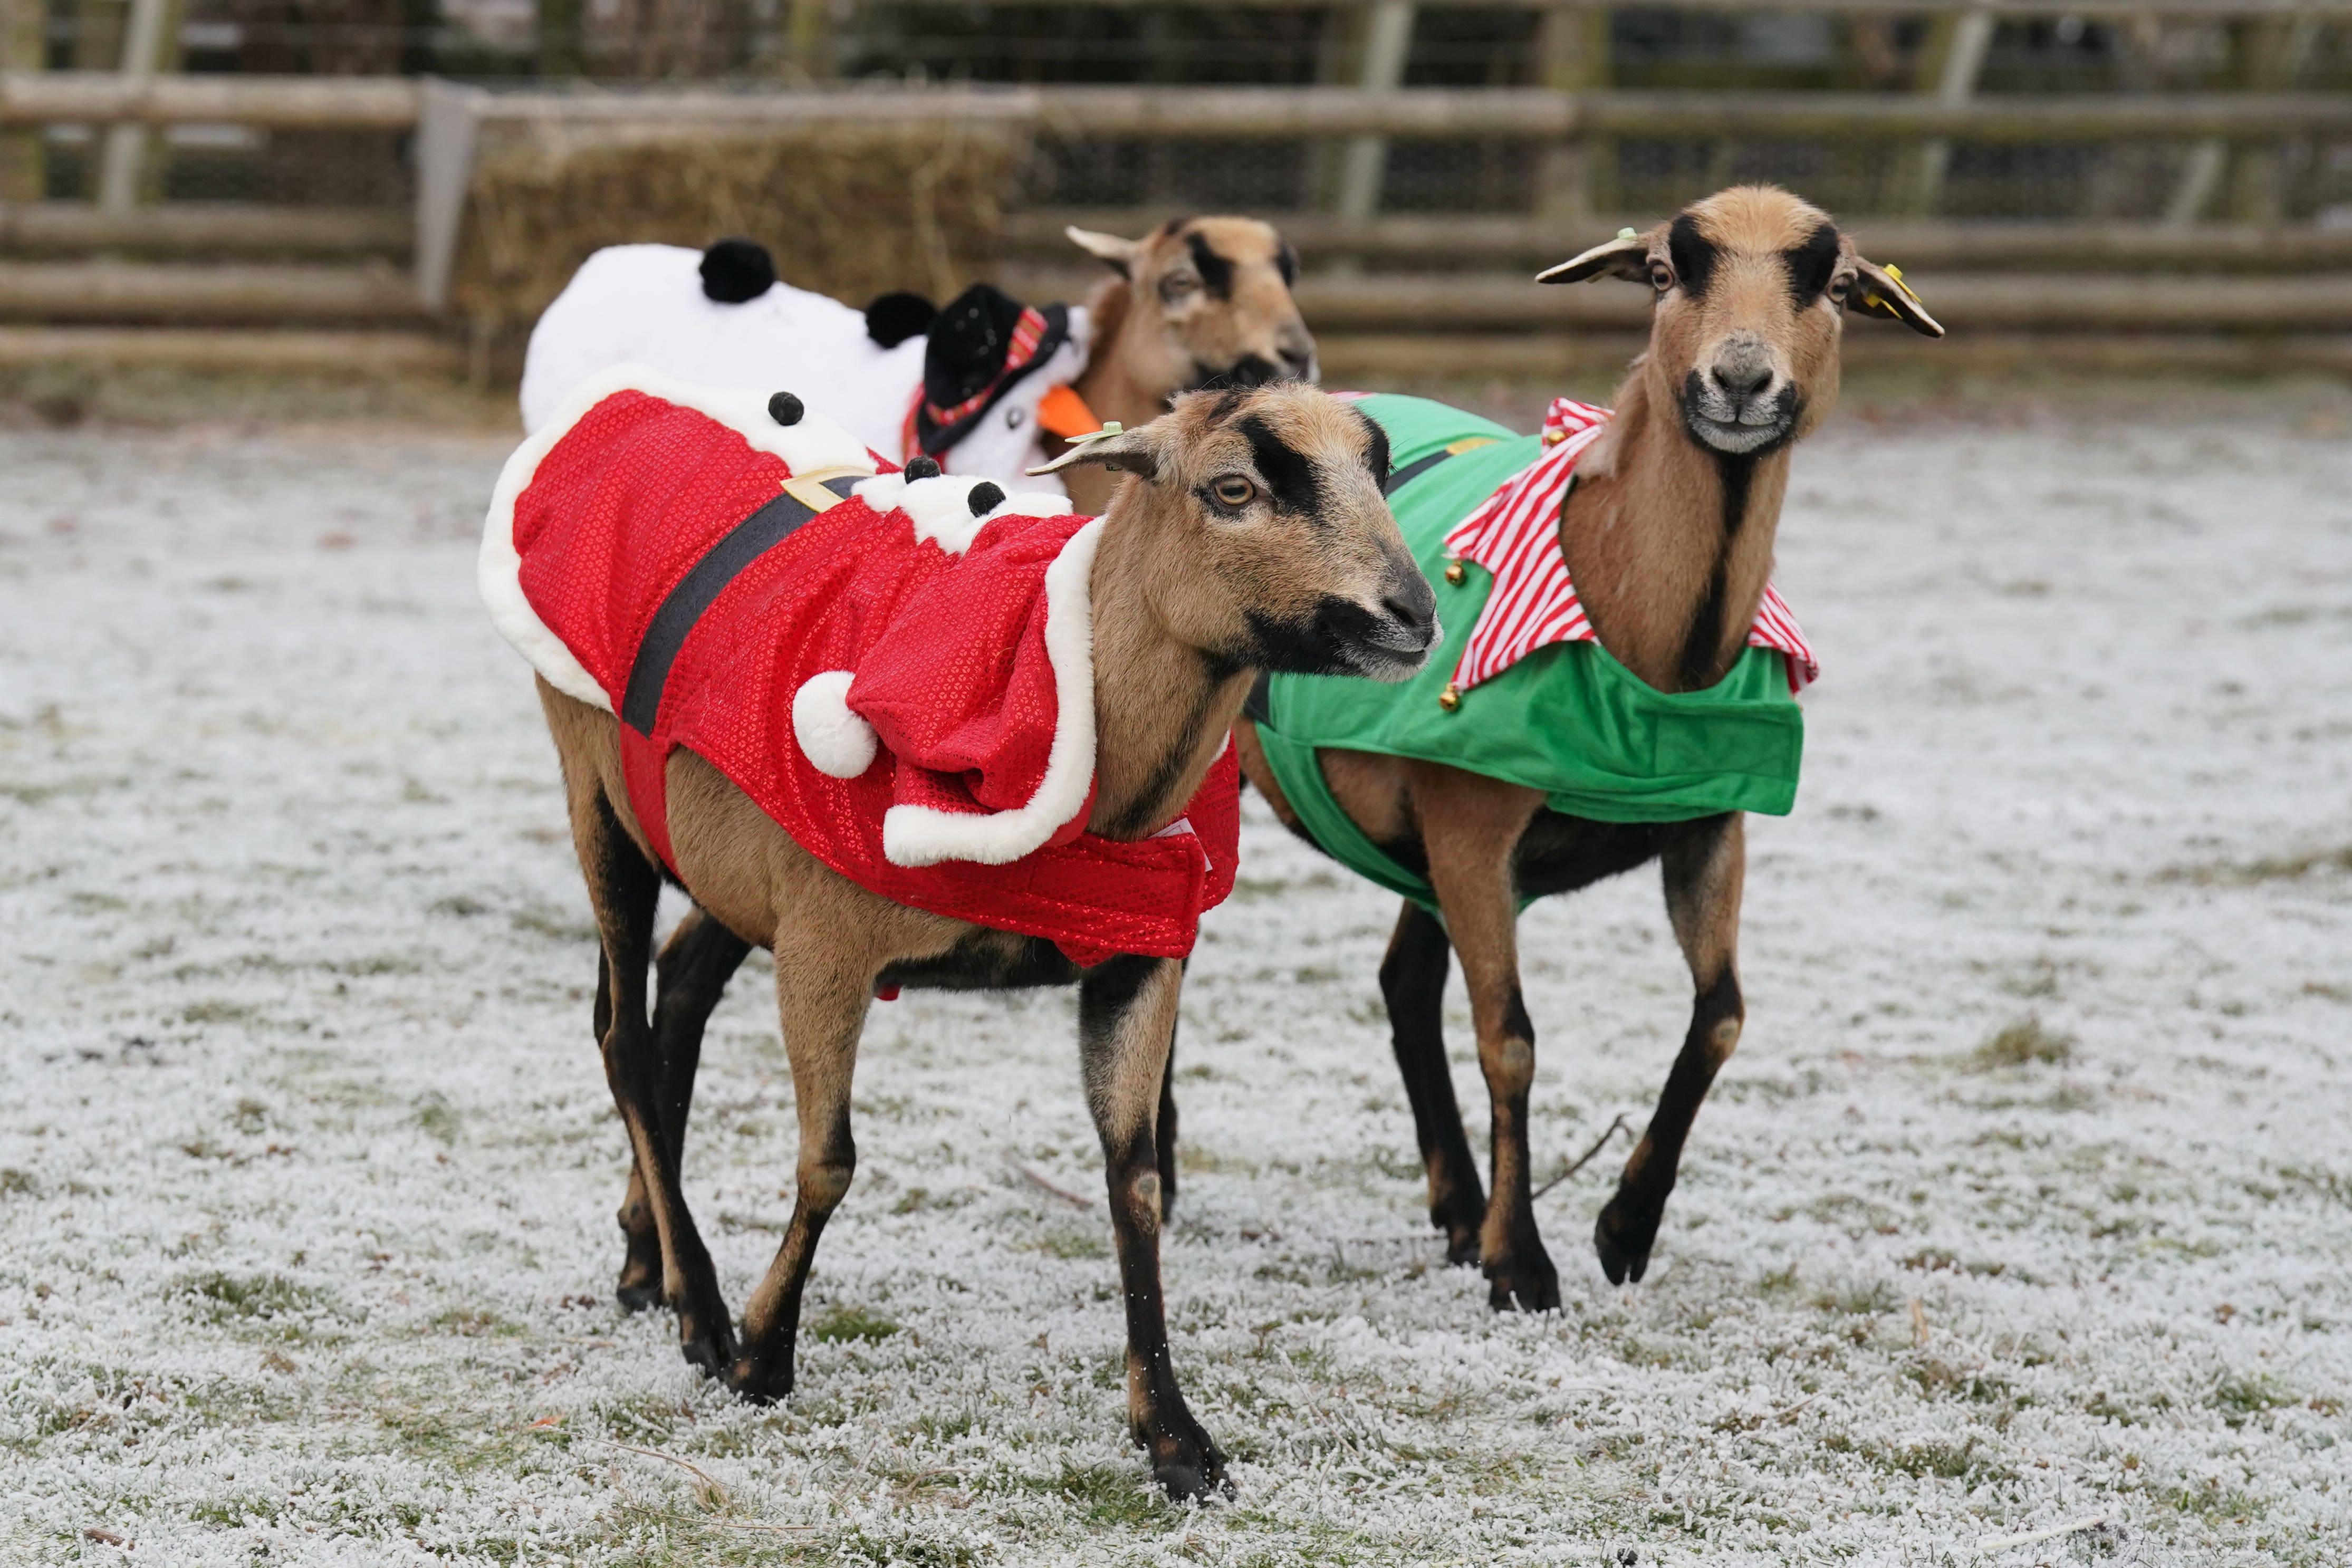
[1973,1015,2075,1070]
[173,1269,335,1338]
[807,1304,901,1344]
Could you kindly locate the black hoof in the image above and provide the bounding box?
[1592,1197,1659,1286]
[615,1273,660,1314]
[1435,1206,1484,1268]
[1147,1426,1232,1503]
[722,1355,794,1406]
[1484,1248,1561,1312]
[677,1310,738,1379]
[616,1226,662,1312]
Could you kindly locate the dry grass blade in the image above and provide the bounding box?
[594,1438,732,1512]
[1976,1511,2110,1551]
[1006,1151,1096,1208]
[1533,1113,1632,1201]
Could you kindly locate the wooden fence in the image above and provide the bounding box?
[4,23,2352,359]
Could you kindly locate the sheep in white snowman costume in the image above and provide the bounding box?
[518,220,1318,508]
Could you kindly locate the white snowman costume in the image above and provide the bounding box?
[519,243,1094,502]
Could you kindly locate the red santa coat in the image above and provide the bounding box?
[480,365,1238,966]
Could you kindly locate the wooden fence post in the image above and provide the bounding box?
[1533,3,1608,219]
[1334,0,1415,227]
[0,0,40,203]
[1908,4,1994,216]
[95,0,184,214]
[2223,16,2309,224]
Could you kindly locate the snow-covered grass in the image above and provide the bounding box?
[0,400,2347,1566]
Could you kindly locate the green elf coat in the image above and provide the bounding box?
[1247,392,1816,915]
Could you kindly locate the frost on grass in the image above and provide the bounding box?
[1,410,2349,1565]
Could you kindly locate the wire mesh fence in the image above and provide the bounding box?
[1010,130,2352,226]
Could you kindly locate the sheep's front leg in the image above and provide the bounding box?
[615,908,751,1312]
[1081,955,1228,1501]
[1595,813,1745,1286]
[724,938,869,1406]
[1412,764,1552,1311]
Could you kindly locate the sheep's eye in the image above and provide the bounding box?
[1160,273,1201,304]
[1648,262,1674,292]
[1212,476,1256,508]
[1828,273,1852,302]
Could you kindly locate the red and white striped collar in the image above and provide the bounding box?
[1441,398,1819,696]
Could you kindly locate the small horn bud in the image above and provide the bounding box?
[903,455,942,479]
[965,482,1005,516]
[767,391,803,426]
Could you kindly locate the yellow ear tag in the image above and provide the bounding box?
[1068,420,1124,445]
[1616,227,1638,241]
[1864,262,1924,319]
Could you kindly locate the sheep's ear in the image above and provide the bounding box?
[1537,227,1655,286]
[1066,226,1141,279]
[1849,256,1944,338]
[1025,424,1160,481]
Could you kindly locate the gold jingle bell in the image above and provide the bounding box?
[1444,561,1465,585]
[1437,682,1461,712]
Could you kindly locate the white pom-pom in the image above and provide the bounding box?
[792,670,878,779]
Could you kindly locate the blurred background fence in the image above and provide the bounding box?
[3,0,2352,378]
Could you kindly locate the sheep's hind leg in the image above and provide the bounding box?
[1595,814,1745,1286]
[615,908,751,1312]
[1083,955,1227,1500]
[1379,899,1486,1266]
[567,787,736,1373]
[724,927,870,1407]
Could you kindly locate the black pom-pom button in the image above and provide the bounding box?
[904,456,942,480]
[767,391,803,426]
[966,482,1005,516]
[699,237,776,304]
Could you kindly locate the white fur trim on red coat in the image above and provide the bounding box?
[853,474,1080,556]
[792,670,880,778]
[878,517,1104,869]
[480,362,876,713]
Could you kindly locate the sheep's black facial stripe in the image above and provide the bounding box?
[1667,215,1719,299]
[1185,232,1236,301]
[1351,407,1391,486]
[1204,387,1249,424]
[1784,223,1841,307]
[1275,239,1299,288]
[1234,413,1323,517]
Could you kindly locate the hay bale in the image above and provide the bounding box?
[448,117,1021,338]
